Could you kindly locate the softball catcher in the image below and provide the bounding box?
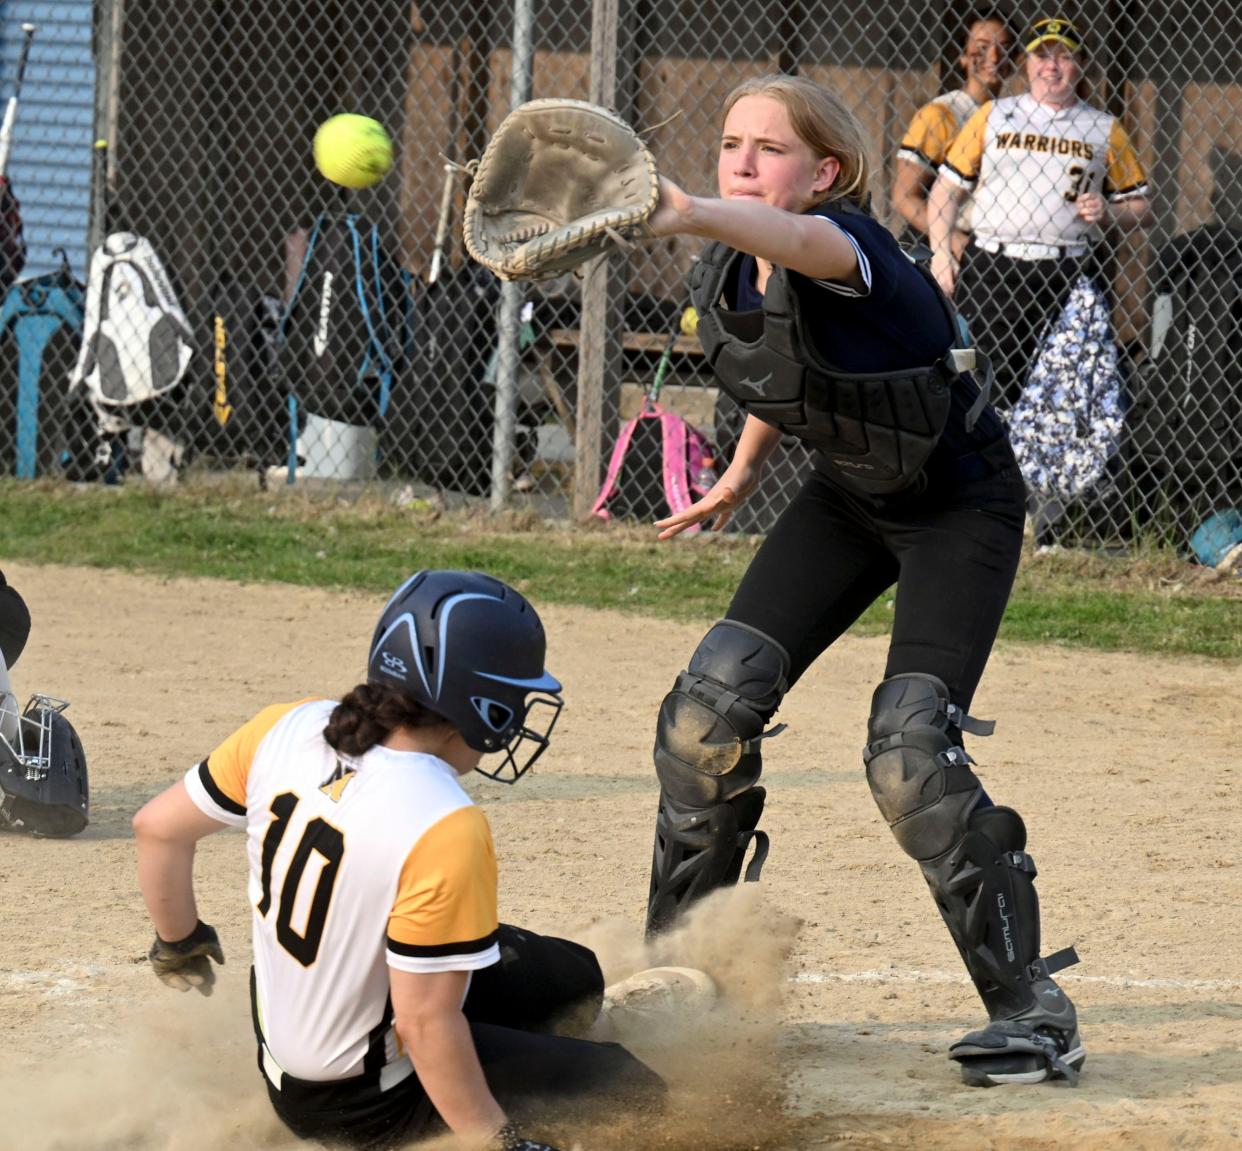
[641,73,1082,1088]
[461,82,1085,1088]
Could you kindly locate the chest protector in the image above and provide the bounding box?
[691,232,988,496]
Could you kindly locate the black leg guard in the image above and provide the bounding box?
[922,805,1075,1020]
[865,673,1082,1085]
[645,621,788,937]
[935,806,1083,1086]
[645,787,768,937]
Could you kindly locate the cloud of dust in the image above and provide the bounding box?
[3,889,812,1151]
[565,884,819,1151]
[2,975,299,1151]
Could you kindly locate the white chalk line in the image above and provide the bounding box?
[1,964,121,996]
[793,968,1242,992]
[7,966,1241,997]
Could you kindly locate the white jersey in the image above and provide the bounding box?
[941,93,1150,246]
[185,699,500,1083]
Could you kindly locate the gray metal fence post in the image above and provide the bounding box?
[489,0,536,511]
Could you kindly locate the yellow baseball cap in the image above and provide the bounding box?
[1025,17,1084,53]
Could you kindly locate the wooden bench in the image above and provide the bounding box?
[547,327,704,357]
[533,328,708,443]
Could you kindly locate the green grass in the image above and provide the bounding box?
[1,480,1237,660]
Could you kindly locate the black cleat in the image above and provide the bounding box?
[950,979,1085,1087]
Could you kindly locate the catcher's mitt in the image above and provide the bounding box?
[463,98,659,281]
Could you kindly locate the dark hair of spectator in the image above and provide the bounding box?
[324,682,449,757]
[963,7,1019,43]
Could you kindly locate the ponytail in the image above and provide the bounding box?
[323,683,446,757]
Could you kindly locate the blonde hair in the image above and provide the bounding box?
[721,74,873,207]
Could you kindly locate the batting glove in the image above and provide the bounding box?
[148,919,225,995]
[493,1120,562,1151]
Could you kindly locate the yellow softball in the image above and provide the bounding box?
[313,114,393,189]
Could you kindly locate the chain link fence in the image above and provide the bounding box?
[0,1,1239,554]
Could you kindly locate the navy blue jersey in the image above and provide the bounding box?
[730,203,1006,469]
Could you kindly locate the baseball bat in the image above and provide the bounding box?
[90,138,110,248]
[0,24,37,179]
[428,161,454,285]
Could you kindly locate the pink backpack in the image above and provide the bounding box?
[591,400,717,532]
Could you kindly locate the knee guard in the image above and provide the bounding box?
[864,674,1077,1020]
[0,696,90,838]
[645,621,789,936]
[864,672,992,861]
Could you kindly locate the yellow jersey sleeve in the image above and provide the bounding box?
[1105,121,1149,199]
[195,700,312,817]
[942,102,993,186]
[899,101,959,169]
[387,805,499,969]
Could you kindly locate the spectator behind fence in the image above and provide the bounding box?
[892,9,1016,257]
[927,16,1151,412]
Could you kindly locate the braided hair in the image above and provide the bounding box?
[323,683,448,758]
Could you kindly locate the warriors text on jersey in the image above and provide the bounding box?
[941,93,1149,246]
[184,699,500,1084]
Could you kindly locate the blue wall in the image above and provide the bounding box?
[0,1,94,280]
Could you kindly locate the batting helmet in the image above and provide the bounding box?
[367,570,562,782]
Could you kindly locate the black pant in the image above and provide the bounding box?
[728,453,1026,713]
[955,245,1083,411]
[265,925,665,1150]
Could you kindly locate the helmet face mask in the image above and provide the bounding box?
[473,692,563,784]
[368,571,563,782]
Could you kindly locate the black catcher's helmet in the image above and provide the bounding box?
[367,570,562,782]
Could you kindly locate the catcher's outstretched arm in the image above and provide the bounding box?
[648,176,862,289]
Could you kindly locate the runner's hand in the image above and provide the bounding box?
[148,920,225,995]
[493,1120,563,1151]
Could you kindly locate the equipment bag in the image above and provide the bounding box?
[0,252,85,478]
[184,279,285,467]
[1007,274,1124,502]
[0,176,27,294]
[592,333,718,531]
[278,213,404,433]
[70,232,194,408]
[1188,507,1242,568]
[1133,225,1242,489]
[392,261,497,494]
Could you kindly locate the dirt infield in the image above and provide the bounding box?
[2,561,1239,1151]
